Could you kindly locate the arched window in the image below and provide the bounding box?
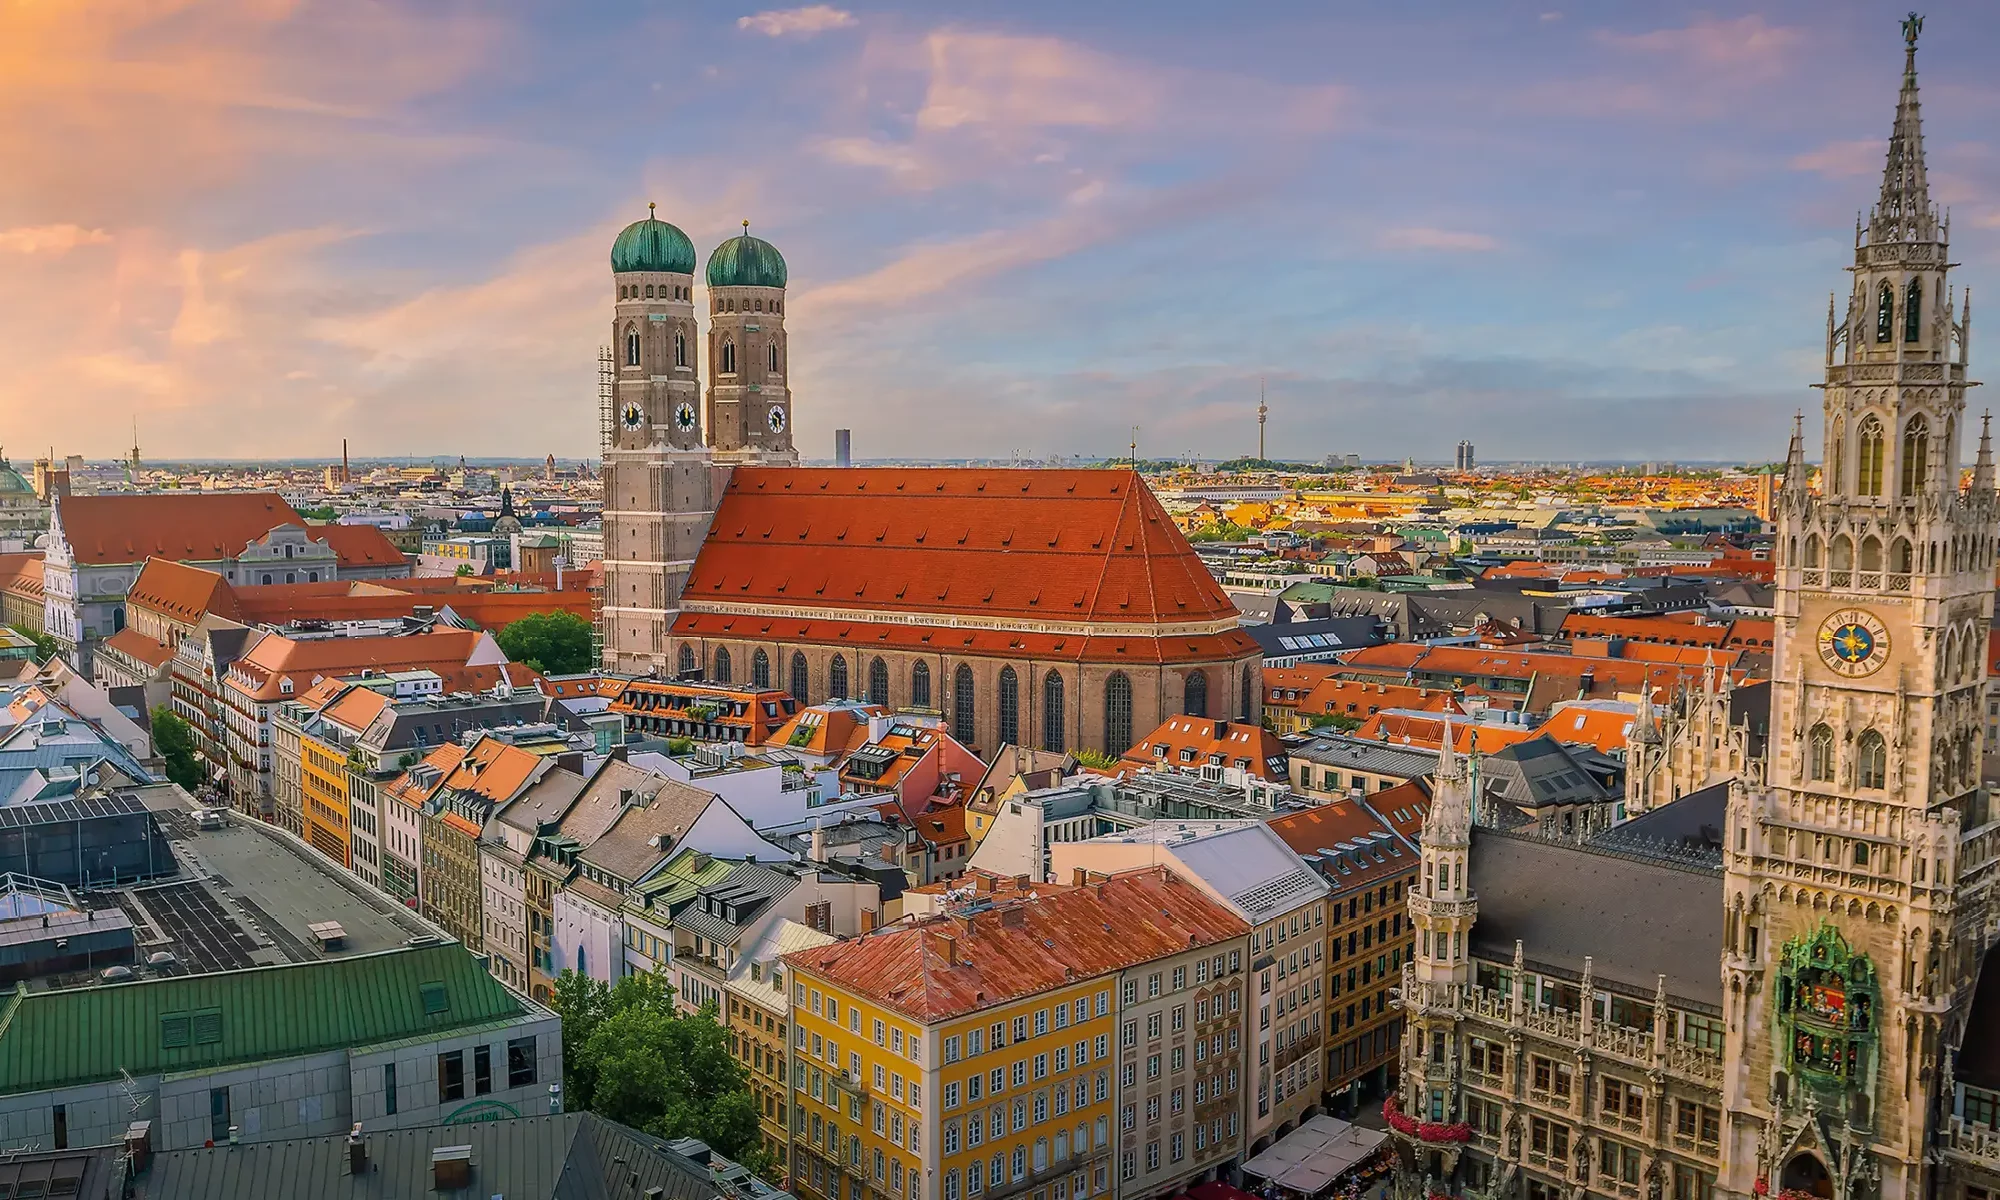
[790,652,809,703]
[1803,535,1822,568]
[1891,537,1914,574]
[1183,670,1208,718]
[677,643,696,677]
[625,328,641,367]
[1859,535,1882,572]
[828,655,849,700]
[1828,417,1844,493]
[868,657,890,707]
[912,661,932,710]
[954,665,976,744]
[750,648,771,689]
[1830,535,1854,571]
[1856,418,1885,496]
[721,340,737,374]
[1901,415,1929,497]
[1104,672,1133,757]
[770,344,780,372]
[1241,669,1254,720]
[644,284,655,299]
[1808,724,1834,782]
[998,667,1020,747]
[1857,729,1887,789]
[1906,278,1923,343]
[675,331,687,368]
[714,646,732,685]
[1878,282,1895,343]
[1042,671,1066,752]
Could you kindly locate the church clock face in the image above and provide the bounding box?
[675,403,697,434]
[767,405,787,434]
[620,402,644,431]
[1817,608,1890,678]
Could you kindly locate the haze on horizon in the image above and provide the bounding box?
[2,1,1997,465]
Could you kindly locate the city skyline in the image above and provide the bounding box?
[3,2,1998,462]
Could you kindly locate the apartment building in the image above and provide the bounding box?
[724,918,836,1164]
[1048,822,1332,1155]
[782,868,1248,1200]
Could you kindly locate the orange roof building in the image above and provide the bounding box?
[656,468,1261,759]
[1119,715,1290,783]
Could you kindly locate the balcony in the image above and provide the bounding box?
[1943,1119,2000,1171]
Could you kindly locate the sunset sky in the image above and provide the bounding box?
[3,1,1998,464]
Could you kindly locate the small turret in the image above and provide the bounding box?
[1974,411,1993,493]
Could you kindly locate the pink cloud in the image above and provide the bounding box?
[1597,15,1802,74]
[738,6,857,38]
[1790,139,1881,179]
[1380,227,1502,253]
[0,225,111,255]
[915,30,1158,132]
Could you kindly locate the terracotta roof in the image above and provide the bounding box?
[769,703,883,757]
[231,584,589,630]
[1268,788,1424,893]
[127,558,241,625]
[683,468,1241,631]
[785,865,1249,1023]
[319,685,392,733]
[309,523,406,568]
[100,628,174,670]
[438,736,547,805]
[0,555,43,602]
[1543,705,1641,755]
[54,492,303,565]
[1260,664,1343,701]
[1120,715,1289,782]
[1349,712,1538,755]
[672,611,1256,666]
[223,628,491,703]
[381,743,466,810]
[1284,678,1459,720]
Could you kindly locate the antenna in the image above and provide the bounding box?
[1130,426,1140,468]
[1257,377,1269,462]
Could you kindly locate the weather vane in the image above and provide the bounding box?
[1903,12,1923,47]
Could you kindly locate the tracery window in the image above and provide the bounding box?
[1104,672,1133,758]
[1808,724,1835,783]
[1856,730,1887,789]
[1856,418,1885,497]
[998,667,1020,747]
[1900,415,1929,497]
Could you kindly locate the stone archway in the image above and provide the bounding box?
[1781,1152,1834,1199]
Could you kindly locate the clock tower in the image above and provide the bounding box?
[601,205,725,674]
[704,222,798,465]
[1722,17,1993,1200]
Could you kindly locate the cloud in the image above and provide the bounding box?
[1380,227,1502,253]
[1597,15,1802,73]
[737,6,856,38]
[0,225,111,255]
[1790,139,1882,179]
[915,30,1159,132]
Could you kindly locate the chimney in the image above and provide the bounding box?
[432,1145,474,1191]
[347,1123,367,1175]
[811,819,826,862]
[1071,866,1089,887]
[939,933,958,967]
[124,1120,152,1174]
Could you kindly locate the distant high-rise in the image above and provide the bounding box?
[834,428,851,469]
[1453,440,1476,471]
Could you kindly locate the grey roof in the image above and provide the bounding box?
[1091,820,1328,924]
[1591,783,1727,865]
[576,768,720,885]
[1481,737,1613,810]
[0,1144,123,1200]
[494,765,590,838]
[1246,617,1385,659]
[1468,826,1721,1008]
[676,861,800,945]
[136,1111,753,1200]
[1289,734,1438,779]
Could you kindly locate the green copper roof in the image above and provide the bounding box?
[0,943,526,1095]
[611,206,697,275]
[707,226,787,289]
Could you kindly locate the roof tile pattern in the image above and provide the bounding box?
[55,493,302,565]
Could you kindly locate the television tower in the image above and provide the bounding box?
[1256,378,1268,461]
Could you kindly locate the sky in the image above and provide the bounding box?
[3,1,1999,466]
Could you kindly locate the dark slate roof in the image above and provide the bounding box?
[136,1112,749,1200]
[1730,681,1772,760]
[676,862,801,946]
[1959,945,2000,1091]
[0,1145,124,1200]
[1246,617,1385,658]
[1591,783,1728,866]
[1468,826,1722,1009]
[1481,737,1614,810]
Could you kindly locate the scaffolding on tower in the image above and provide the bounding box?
[598,345,614,457]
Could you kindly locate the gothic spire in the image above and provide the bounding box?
[1872,13,1934,245]
[1783,410,1808,498]
[1974,411,1993,491]
[1423,720,1472,849]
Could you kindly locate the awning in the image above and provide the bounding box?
[1240,1115,1388,1196]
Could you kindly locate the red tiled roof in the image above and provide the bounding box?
[100,628,175,669]
[785,866,1249,1022]
[224,628,491,702]
[127,558,241,624]
[0,554,43,603]
[1120,715,1289,782]
[55,492,303,564]
[232,584,589,630]
[672,611,1256,666]
[684,467,1240,629]
[309,523,406,568]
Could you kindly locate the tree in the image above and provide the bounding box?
[8,625,57,664]
[454,563,474,577]
[495,610,594,675]
[549,969,765,1169]
[150,705,204,790]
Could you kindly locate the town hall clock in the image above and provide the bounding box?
[1816,608,1890,678]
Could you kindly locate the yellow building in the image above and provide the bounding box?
[783,868,1248,1200]
[726,919,838,1166]
[300,728,354,867]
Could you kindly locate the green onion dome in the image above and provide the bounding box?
[706,221,788,289]
[610,203,697,274]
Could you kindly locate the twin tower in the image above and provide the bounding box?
[600,207,798,674]
[607,206,798,464]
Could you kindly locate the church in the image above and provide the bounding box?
[1394,19,2000,1200]
[596,215,1260,757]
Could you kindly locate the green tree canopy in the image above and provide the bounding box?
[495,610,594,675]
[149,705,203,791]
[9,625,58,664]
[550,969,764,1170]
